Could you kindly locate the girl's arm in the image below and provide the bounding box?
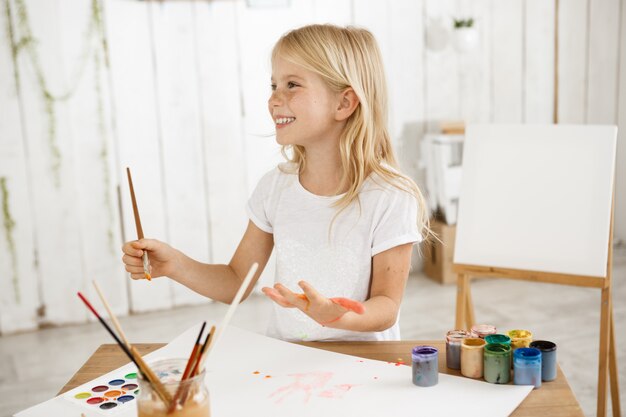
[335,242,413,331]
[121,220,274,304]
[263,242,413,332]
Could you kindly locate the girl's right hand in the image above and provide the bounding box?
[121,239,180,280]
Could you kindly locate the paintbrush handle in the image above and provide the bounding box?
[126,167,145,239]
[131,346,173,407]
[204,263,258,365]
[77,292,140,370]
[92,281,131,347]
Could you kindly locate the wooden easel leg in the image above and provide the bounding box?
[455,273,467,329]
[609,306,621,417]
[597,286,611,417]
[465,279,476,328]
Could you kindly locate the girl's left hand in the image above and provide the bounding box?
[261,281,365,326]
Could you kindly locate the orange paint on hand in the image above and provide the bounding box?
[295,293,310,311]
[330,297,365,314]
[144,272,152,281]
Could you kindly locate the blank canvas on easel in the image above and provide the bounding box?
[454,124,616,278]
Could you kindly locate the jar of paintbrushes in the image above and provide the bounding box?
[137,358,210,417]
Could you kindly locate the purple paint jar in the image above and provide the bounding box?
[412,346,439,387]
[446,330,470,370]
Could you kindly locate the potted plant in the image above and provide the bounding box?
[452,18,478,53]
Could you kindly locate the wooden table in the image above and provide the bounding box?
[59,341,584,417]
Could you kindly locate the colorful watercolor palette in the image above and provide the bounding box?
[63,372,140,414]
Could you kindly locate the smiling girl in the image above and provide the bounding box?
[121,24,430,341]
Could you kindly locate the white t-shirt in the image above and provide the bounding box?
[246,163,422,341]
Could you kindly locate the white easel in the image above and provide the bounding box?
[453,124,620,417]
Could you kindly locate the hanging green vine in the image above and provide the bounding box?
[4,0,109,188]
[1,177,20,304]
[4,0,116,253]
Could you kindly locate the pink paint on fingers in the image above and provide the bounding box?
[330,297,365,314]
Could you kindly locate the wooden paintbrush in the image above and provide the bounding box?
[77,292,140,369]
[202,263,258,366]
[79,290,172,407]
[126,167,151,280]
[168,324,213,413]
[92,280,130,347]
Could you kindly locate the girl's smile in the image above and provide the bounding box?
[274,115,296,129]
[268,57,344,147]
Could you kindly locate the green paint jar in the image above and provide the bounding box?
[484,343,511,384]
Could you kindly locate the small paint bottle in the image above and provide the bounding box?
[446,330,470,370]
[483,343,511,384]
[485,334,512,368]
[470,324,497,339]
[508,329,533,350]
[412,346,439,387]
[461,338,486,379]
[513,347,542,388]
[530,340,557,381]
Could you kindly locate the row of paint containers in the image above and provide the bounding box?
[411,324,557,388]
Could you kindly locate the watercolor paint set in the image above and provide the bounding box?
[63,372,140,414]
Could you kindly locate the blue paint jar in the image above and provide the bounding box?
[513,347,542,388]
[530,340,557,381]
[412,346,438,387]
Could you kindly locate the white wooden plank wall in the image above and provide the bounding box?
[0,0,39,333]
[1,0,625,333]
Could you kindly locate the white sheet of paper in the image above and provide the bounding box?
[16,324,533,417]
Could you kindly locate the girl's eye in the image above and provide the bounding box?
[287,81,299,88]
[270,84,276,91]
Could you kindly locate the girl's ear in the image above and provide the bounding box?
[335,88,359,121]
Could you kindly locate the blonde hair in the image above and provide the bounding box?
[272,24,432,242]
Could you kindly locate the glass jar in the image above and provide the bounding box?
[137,358,210,417]
[513,347,542,389]
[461,338,486,379]
[446,330,470,370]
[483,343,511,384]
[411,346,439,387]
[530,340,557,382]
[470,324,497,339]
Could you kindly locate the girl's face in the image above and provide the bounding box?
[268,56,344,148]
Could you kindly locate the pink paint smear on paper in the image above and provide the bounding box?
[269,372,359,404]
